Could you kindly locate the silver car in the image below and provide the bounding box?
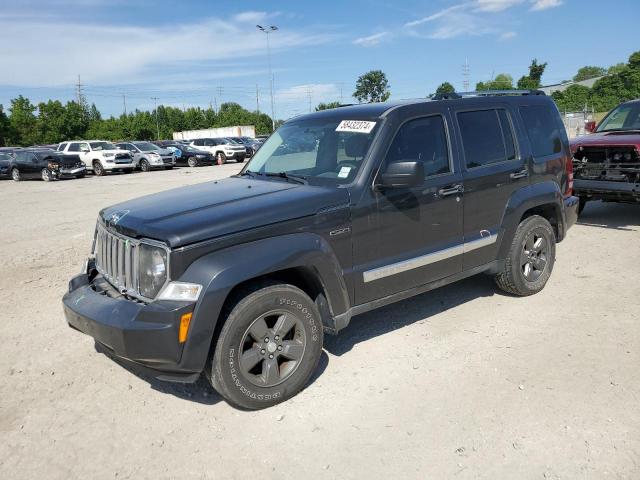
[115,141,176,172]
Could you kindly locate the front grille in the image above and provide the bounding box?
[115,153,131,160]
[94,223,139,296]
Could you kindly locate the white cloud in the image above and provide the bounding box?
[353,32,390,47]
[233,11,271,24]
[474,0,524,12]
[0,15,337,87]
[530,0,563,11]
[500,31,517,40]
[404,4,467,27]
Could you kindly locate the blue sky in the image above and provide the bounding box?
[0,0,638,119]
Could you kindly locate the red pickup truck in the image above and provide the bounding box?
[571,99,640,213]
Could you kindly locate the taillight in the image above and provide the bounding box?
[565,156,574,197]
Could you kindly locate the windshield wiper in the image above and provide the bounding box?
[264,172,308,185]
[238,170,259,178]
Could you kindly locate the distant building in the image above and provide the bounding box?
[538,75,606,96]
[173,125,256,140]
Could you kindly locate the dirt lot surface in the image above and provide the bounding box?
[1,165,639,479]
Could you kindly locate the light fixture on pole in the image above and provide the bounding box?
[256,24,278,132]
[151,97,160,140]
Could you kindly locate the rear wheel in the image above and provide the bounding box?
[41,168,52,181]
[187,157,198,168]
[208,282,323,410]
[495,215,556,296]
[216,152,226,165]
[93,161,105,176]
[11,168,21,182]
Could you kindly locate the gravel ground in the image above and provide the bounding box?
[0,165,638,479]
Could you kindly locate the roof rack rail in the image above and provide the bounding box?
[433,89,545,100]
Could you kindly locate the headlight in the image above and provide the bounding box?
[158,282,202,302]
[104,153,115,158]
[138,243,168,298]
[48,162,59,169]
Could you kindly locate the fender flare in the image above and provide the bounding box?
[174,232,349,372]
[497,181,564,260]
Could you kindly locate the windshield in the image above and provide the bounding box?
[597,103,640,132]
[0,153,12,161]
[244,117,379,185]
[90,141,117,151]
[135,142,160,151]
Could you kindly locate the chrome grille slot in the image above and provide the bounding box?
[93,223,141,297]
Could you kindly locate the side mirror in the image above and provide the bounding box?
[585,121,597,133]
[378,161,424,189]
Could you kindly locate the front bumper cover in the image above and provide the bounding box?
[63,271,199,382]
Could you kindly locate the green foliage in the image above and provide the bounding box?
[608,63,627,75]
[315,101,342,111]
[629,51,640,70]
[517,59,547,89]
[551,85,591,112]
[476,73,514,91]
[3,97,275,146]
[573,66,607,82]
[435,82,455,95]
[354,70,391,103]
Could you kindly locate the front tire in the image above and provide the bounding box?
[208,282,324,410]
[187,157,198,168]
[140,159,151,172]
[41,168,52,181]
[216,152,226,165]
[495,215,556,296]
[11,168,21,182]
[93,161,105,176]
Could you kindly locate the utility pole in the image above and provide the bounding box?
[122,93,127,115]
[256,24,278,131]
[306,86,312,113]
[462,58,470,91]
[75,75,83,104]
[338,82,344,104]
[256,84,260,114]
[151,97,160,140]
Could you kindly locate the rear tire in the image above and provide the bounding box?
[578,196,588,215]
[93,161,105,176]
[208,282,323,410]
[11,168,21,182]
[495,215,556,296]
[187,157,198,168]
[41,168,52,181]
[216,152,226,165]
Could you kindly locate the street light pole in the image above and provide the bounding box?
[151,97,160,140]
[256,24,278,132]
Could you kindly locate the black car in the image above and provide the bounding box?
[227,136,262,157]
[163,143,216,167]
[0,148,18,179]
[64,90,578,410]
[11,148,86,181]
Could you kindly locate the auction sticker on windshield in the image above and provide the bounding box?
[336,120,376,134]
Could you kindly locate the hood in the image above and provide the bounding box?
[570,131,640,150]
[100,177,350,248]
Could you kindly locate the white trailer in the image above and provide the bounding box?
[173,125,256,140]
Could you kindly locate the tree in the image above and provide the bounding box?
[629,50,640,70]
[551,85,591,112]
[9,96,38,146]
[573,66,607,82]
[0,104,12,147]
[608,63,627,75]
[353,70,391,103]
[517,59,547,89]
[435,82,455,95]
[315,101,342,111]
[476,74,514,91]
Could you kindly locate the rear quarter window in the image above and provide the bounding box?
[519,105,563,157]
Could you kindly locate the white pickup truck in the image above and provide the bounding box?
[57,140,135,176]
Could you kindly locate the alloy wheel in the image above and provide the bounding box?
[239,310,306,388]
[521,230,548,282]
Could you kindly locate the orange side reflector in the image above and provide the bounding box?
[179,312,193,344]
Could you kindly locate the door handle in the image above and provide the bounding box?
[438,184,464,197]
[510,169,529,180]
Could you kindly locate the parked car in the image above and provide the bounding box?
[161,143,216,167]
[58,141,134,176]
[63,90,578,410]
[227,136,262,157]
[114,141,175,171]
[190,137,246,164]
[0,150,16,179]
[10,148,85,181]
[571,99,640,213]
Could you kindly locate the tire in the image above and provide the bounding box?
[93,161,105,176]
[208,282,324,410]
[41,168,52,181]
[495,215,556,296]
[237,157,245,163]
[187,157,198,168]
[140,159,150,172]
[578,196,588,215]
[216,152,226,165]
[11,168,21,182]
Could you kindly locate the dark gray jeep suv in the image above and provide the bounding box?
[63,91,578,409]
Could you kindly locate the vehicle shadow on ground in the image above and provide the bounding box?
[95,342,330,406]
[577,201,639,231]
[324,275,497,356]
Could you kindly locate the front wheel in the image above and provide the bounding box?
[187,157,198,168]
[216,152,226,165]
[41,168,52,181]
[208,282,324,410]
[495,215,556,296]
[93,161,105,176]
[11,168,21,182]
[140,159,151,172]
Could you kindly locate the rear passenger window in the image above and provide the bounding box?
[68,143,80,152]
[519,105,563,157]
[385,115,451,177]
[458,109,517,168]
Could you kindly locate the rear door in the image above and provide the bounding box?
[452,106,528,269]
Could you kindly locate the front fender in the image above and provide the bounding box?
[497,181,564,260]
[174,232,349,373]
